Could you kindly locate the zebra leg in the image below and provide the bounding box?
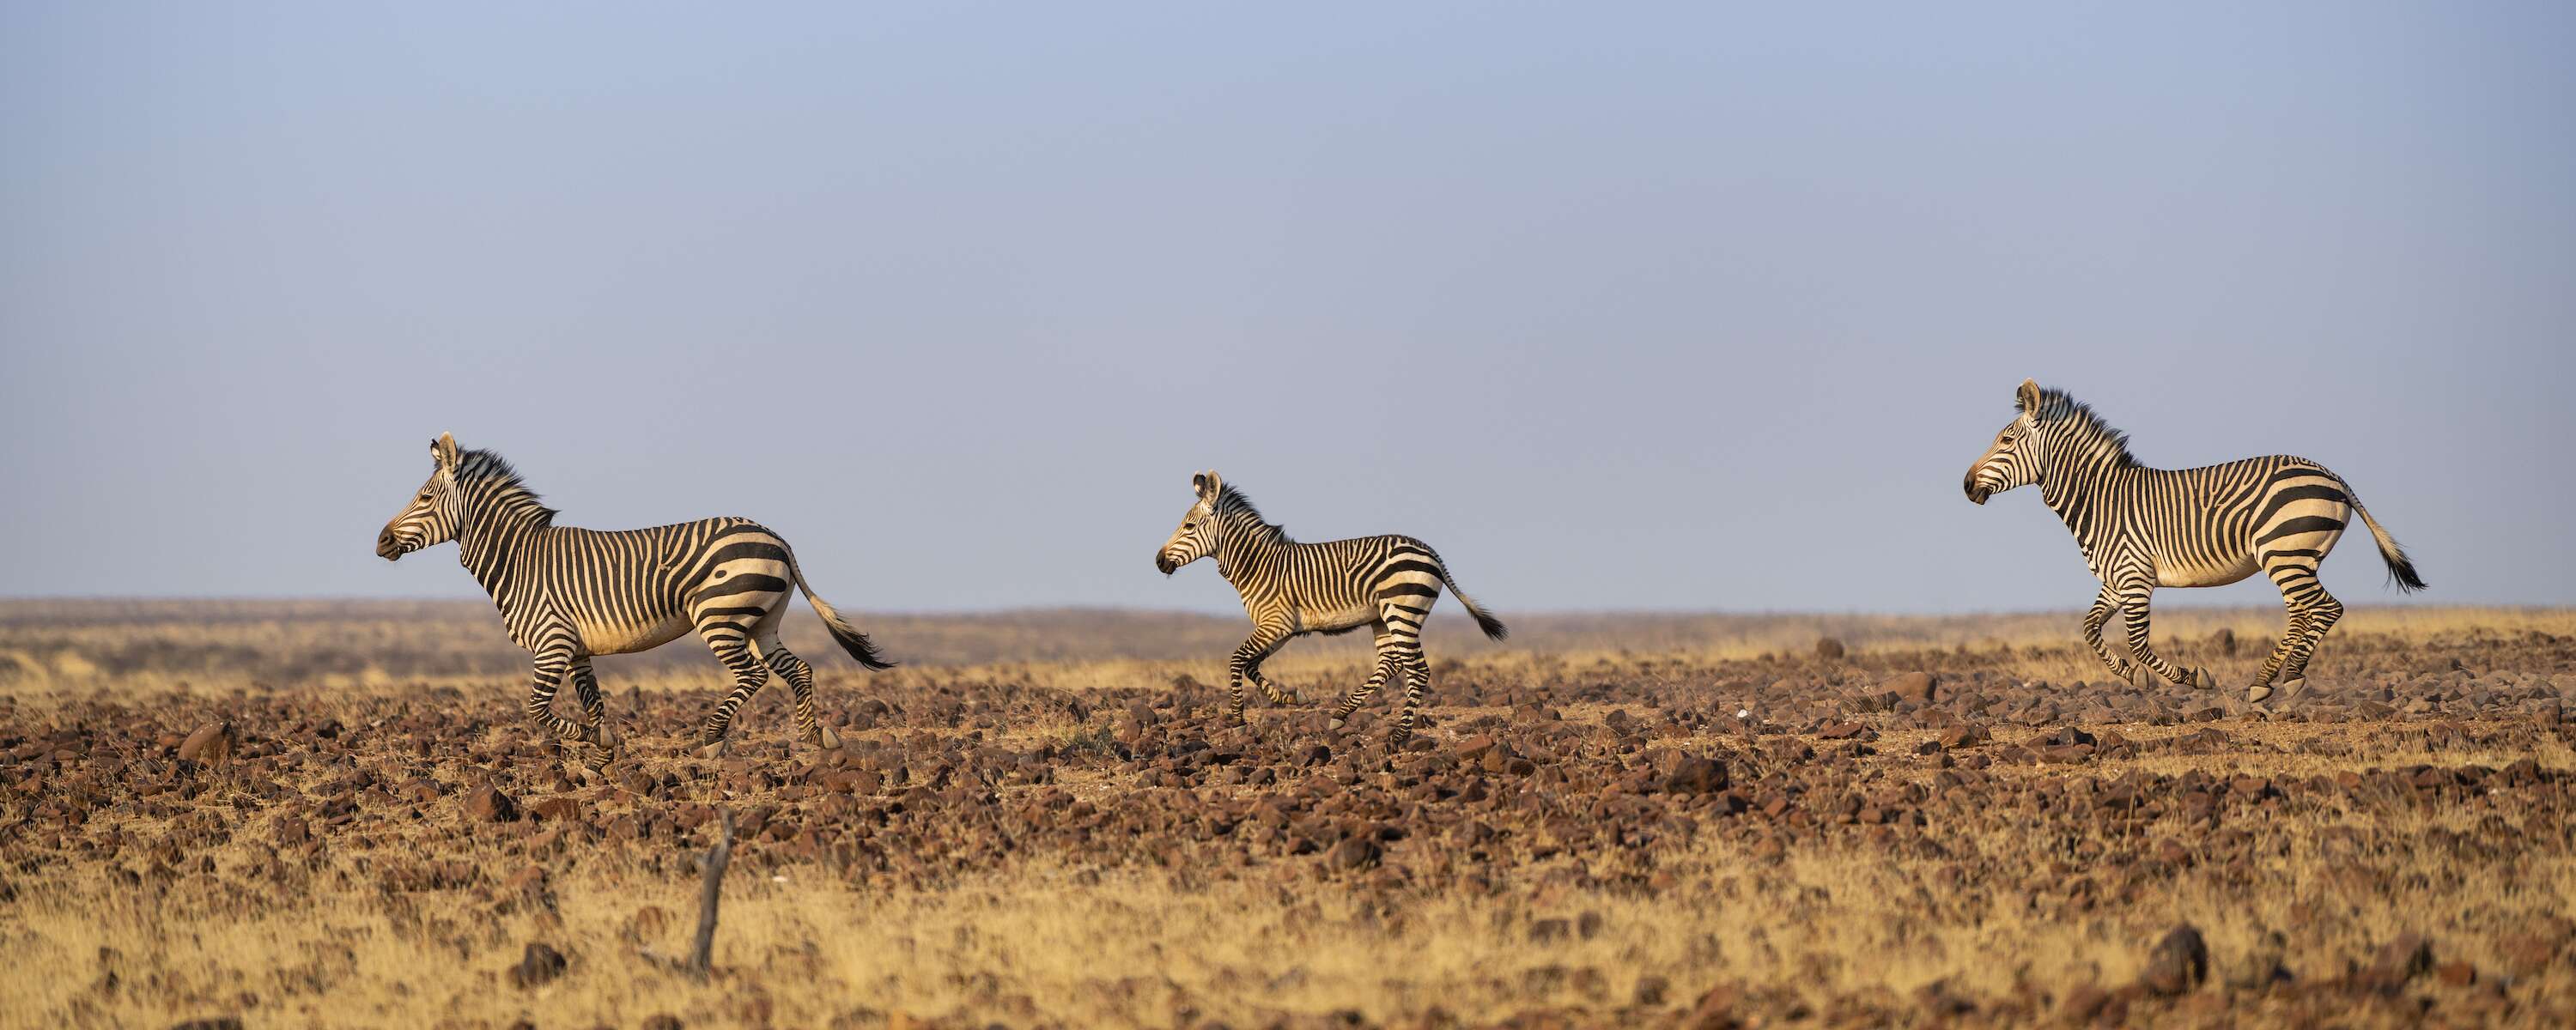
[2276,590,2343,699]
[762,641,841,750]
[2251,560,2338,703]
[568,657,621,772]
[2114,581,2211,689]
[695,639,774,757]
[1388,651,1431,748]
[1329,627,1400,730]
[2081,585,2130,681]
[1225,622,1292,726]
[1247,644,1298,706]
[521,641,592,748]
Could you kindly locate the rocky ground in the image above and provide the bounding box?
[3,620,2574,1027]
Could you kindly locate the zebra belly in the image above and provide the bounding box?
[579,613,696,656]
[2156,554,2260,589]
[1298,603,1380,635]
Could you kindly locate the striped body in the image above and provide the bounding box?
[378,435,891,766]
[1157,471,1506,746]
[1965,381,2423,703]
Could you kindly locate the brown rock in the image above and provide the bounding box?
[1660,755,1728,795]
[1454,735,1498,760]
[176,723,234,765]
[1814,637,1846,660]
[1883,671,1937,703]
[2142,924,2208,995]
[508,942,566,988]
[2059,983,2111,1021]
[465,785,520,822]
[2373,932,2433,982]
[1326,836,1381,872]
[642,1016,683,1030]
[2435,960,2476,986]
[526,797,580,822]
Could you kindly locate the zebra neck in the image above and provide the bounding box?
[2039,459,2129,556]
[1214,513,1285,585]
[456,509,548,598]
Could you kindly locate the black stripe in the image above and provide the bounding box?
[2255,516,2345,547]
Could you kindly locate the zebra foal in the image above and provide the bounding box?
[1963,380,2424,704]
[1156,470,1506,746]
[376,433,892,766]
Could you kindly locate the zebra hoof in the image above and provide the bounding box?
[694,739,729,760]
[592,721,622,749]
[812,724,843,750]
[2278,677,2310,703]
[2186,667,2215,690]
[1327,718,1347,730]
[2245,683,2275,704]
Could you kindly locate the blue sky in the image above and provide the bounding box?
[3,3,2569,612]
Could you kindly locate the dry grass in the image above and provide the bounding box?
[3,603,2573,1027]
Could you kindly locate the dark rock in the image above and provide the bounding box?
[2142,924,2208,995]
[1326,836,1381,872]
[1814,638,1846,660]
[1660,755,1728,795]
[508,942,566,988]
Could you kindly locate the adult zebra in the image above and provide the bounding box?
[376,433,892,767]
[1963,379,2424,704]
[1156,470,1507,746]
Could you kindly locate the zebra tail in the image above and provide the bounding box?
[2349,494,2427,594]
[785,547,897,670]
[1437,569,1510,641]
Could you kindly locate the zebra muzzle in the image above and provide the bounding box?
[375,530,405,560]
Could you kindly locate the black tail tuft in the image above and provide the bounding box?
[2385,548,2428,594]
[1470,608,1509,641]
[827,621,897,670]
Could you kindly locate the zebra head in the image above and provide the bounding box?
[1964,379,2049,505]
[1156,470,1224,574]
[377,433,466,560]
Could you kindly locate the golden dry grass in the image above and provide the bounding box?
[3,603,2573,1027]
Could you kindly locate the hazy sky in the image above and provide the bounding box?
[3,3,2570,614]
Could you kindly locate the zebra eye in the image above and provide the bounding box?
[1184,522,1196,530]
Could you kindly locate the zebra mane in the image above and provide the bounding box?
[457,448,560,525]
[2035,389,2136,467]
[1216,485,1290,544]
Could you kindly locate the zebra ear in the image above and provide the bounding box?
[1193,470,1222,503]
[2016,379,2042,416]
[432,433,460,470]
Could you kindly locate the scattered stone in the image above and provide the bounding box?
[1814,638,1846,660]
[175,723,234,765]
[1883,671,1937,703]
[465,785,520,822]
[2142,924,2208,995]
[508,942,566,988]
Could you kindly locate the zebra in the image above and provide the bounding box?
[1962,379,2424,705]
[1155,470,1507,746]
[375,433,892,768]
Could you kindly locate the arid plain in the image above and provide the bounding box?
[3,602,2572,1028]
